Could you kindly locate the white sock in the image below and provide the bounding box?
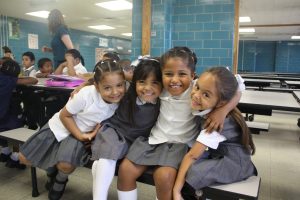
[1,147,11,155]
[93,159,116,200]
[10,152,19,161]
[92,160,98,196]
[117,189,137,200]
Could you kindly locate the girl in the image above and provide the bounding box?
[19,59,126,200]
[36,57,53,78]
[117,47,241,200]
[173,67,256,200]
[91,58,163,200]
[54,49,87,76]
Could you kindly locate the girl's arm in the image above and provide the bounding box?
[54,61,67,75]
[61,34,74,50]
[173,142,207,200]
[204,90,241,132]
[17,77,38,85]
[59,106,100,141]
[36,72,49,78]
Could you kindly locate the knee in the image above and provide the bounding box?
[19,153,31,165]
[119,159,135,179]
[154,168,176,189]
[56,162,75,174]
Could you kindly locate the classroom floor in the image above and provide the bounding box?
[0,111,299,200]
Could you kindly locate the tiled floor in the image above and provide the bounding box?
[0,111,299,200]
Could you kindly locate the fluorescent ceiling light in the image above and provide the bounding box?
[95,0,132,11]
[291,36,300,39]
[88,25,115,30]
[239,16,251,23]
[26,11,50,18]
[121,33,132,37]
[239,28,255,33]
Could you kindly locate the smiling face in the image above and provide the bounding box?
[136,72,162,103]
[95,72,126,104]
[162,57,194,96]
[191,72,220,111]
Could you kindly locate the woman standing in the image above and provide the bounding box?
[42,9,74,69]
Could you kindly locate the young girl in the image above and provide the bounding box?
[173,67,256,200]
[117,47,241,200]
[91,58,163,200]
[36,57,53,78]
[19,59,126,200]
[54,49,87,76]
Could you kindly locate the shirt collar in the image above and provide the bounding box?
[23,65,34,71]
[192,108,212,117]
[136,97,157,105]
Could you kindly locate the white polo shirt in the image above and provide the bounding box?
[149,83,198,145]
[48,85,118,142]
[62,62,87,75]
[23,65,37,77]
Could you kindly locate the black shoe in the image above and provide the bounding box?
[0,153,10,162]
[48,178,68,200]
[45,169,58,190]
[5,158,26,169]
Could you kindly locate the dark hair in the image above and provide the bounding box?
[65,49,85,66]
[93,59,124,84]
[161,46,196,73]
[2,46,11,53]
[124,58,162,124]
[0,59,20,77]
[38,58,52,69]
[205,66,255,155]
[103,52,120,62]
[22,51,35,61]
[48,9,67,34]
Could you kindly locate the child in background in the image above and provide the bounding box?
[2,46,14,59]
[19,60,126,200]
[93,51,120,72]
[36,58,53,78]
[173,67,256,200]
[54,49,87,76]
[91,58,162,200]
[0,59,37,168]
[22,51,36,77]
[119,59,133,81]
[117,47,241,200]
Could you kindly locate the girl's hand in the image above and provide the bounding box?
[204,106,226,133]
[81,124,101,141]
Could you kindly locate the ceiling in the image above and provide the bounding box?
[0,0,132,39]
[239,0,300,41]
[0,0,300,41]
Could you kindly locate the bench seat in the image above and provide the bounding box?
[246,121,269,134]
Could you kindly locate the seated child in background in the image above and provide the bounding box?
[0,59,37,169]
[36,58,53,78]
[19,59,126,200]
[21,51,36,77]
[54,49,87,77]
[173,67,256,200]
[2,46,14,59]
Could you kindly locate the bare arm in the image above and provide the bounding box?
[59,106,100,141]
[61,34,74,49]
[173,142,207,200]
[204,90,241,132]
[17,77,38,85]
[54,61,67,75]
[36,73,50,78]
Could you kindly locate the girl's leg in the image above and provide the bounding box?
[92,158,117,200]
[48,161,75,200]
[153,166,177,200]
[18,152,32,165]
[117,158,148,200]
